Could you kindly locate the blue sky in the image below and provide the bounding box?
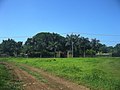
[0,0,120,46]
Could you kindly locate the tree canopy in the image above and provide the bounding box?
[0,32,119,57]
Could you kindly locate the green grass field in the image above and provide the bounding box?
[0,63,21,90]
[1,57,120,90]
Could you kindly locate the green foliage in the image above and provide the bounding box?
[86,49,96,56]
[0,64,21,90]
[112,44,120,57]
[0,39,22,57]
[19,66,48,83]
[0,32,120,57]
[6,57,120,90]
[23,32,65,57]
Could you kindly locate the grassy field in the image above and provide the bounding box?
[1,57,120,90]
[0,62,21,90]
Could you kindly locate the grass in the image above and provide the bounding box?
[0,57,120,90]
[0,62,22,90]
[17,65,48,83]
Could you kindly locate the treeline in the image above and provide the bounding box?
[0,32,120,57]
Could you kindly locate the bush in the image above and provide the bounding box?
[86,49,96,57]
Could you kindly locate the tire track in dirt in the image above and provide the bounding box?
[1,62,52,90]
[14,68,52,90]
[20,64,90,90]
[1,62,89,90]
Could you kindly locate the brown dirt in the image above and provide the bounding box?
[19,64,90,90]
[0,62,52,90]
[1,62,90,90]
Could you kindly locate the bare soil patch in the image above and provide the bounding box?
[20,64,89,90]
[1,62,89,90]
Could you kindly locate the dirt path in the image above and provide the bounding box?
[1,62,52,90]
[19,64,89,90]
[1,62,89,90]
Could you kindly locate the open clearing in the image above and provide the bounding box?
[0,57,120,90]
[0,61,89,90]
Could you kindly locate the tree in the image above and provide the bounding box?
[80,37,91,57]
[112,44,120,57]
[0,39,22,56]
[65,34,80,57]
[1,32,119,58]
[90,38,100,53]
[24,32,65,57]
[99,44,108,53]
[15,41,23,56]
[48,33,65,57]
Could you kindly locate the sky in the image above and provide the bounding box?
[0,0,120,46]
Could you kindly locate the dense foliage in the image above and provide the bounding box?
[0,32,120,57]
[0,39,22,57]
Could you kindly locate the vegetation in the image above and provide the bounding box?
[112,44,120,57]
[5,57,120,90]
[0,39,22,57]
[0,32,120,57]
[0,32,119,89]
[18,65,48,83]
[0,63,21,90]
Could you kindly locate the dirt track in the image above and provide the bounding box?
[1,62,89,90]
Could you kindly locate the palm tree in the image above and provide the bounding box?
[65,34,80,57]
[80,37,90,57]
[91,38,100,53]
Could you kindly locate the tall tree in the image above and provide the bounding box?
[112,44,120,57]
[91,38,100,53]
[65,34,81,57]
[0,39,22,56]
[80,37,91,57]
[24,32,65,57]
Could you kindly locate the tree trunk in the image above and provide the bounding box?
[83,47,86,58]
[54,48,56,58]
